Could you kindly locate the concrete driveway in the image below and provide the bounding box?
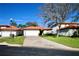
[23,36,79,51]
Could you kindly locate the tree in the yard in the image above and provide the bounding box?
[10,18,17,26]
[17,24,26,28]
[40,3,79,37]
[26,22,38,26]
[9,18,17,37]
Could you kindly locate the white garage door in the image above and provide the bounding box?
[1,31,11,37]
[24,30,40,36]
[1,31,17,37]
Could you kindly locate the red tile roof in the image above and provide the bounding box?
[57,25,79,30]
[0,25,52,31]
[0,26,22,31]
[58,22,79,25]
[23,26,52,30]
[57,22,79,30]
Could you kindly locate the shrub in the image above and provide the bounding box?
[0,35,1,37]
[10,34,15,38]
[71,31,79,37]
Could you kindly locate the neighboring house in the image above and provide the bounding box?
[57,25,79,36]
[0,25,52,37]
[0,25,22,37]
[23,26,52,36]
[52,22,79,36]
[0,25,10,28]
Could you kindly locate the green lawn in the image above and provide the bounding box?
[42,35,79,48]
[0,36,24,45]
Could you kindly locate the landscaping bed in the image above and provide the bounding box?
[0,36,24,45]
[42,35,79,48]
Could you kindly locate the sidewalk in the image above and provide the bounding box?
[0,42,21,47]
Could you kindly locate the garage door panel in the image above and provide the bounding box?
[24,30,39,36]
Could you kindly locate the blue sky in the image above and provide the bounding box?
[0,3,45,26]
[0,3,79,27]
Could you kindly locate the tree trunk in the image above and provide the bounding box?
[56,30,59,37]
[57,25,61,37]
[56,18,61,37]
[56,18,64,37]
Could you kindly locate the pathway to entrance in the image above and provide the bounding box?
[23,36,79,51]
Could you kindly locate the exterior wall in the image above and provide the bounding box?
[52,24,71,34]
[17,30,23,35]
[24,30,40,36]
[0,32,1,36]
[0,31,17,37]
[58,29,77,36]
[52,26,59,34]
[43,30,52,34]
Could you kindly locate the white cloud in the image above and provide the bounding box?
[10,18,13,20]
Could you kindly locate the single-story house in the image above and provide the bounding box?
[52,22,79,36]
[0,25,22,37]
[23,26,52,36]
[0,25,10,28]
[57,25,79,36]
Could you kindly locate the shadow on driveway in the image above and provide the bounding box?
[0,45,79,56]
